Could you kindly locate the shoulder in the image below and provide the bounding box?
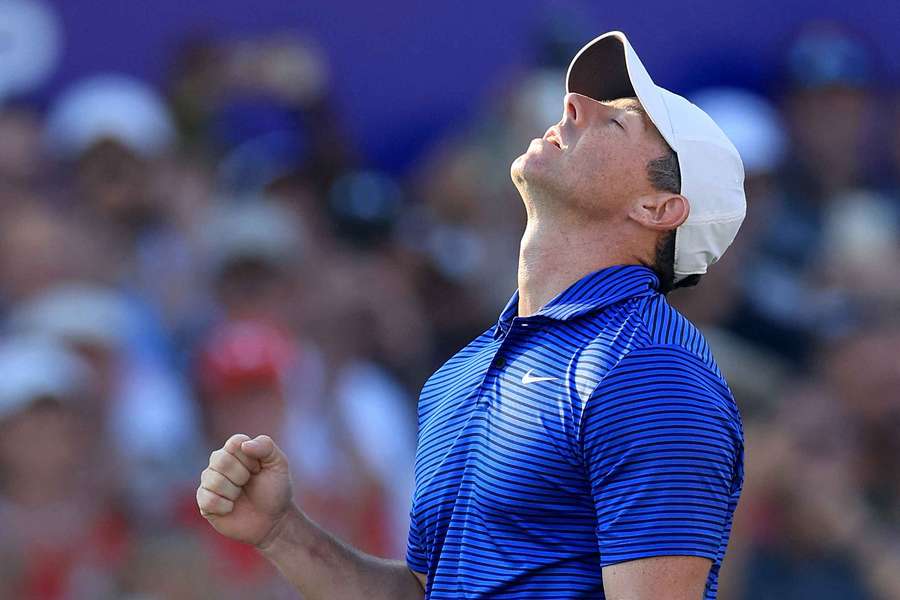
[580,342,743,460]
[584,295,741,427]
[583,341,742,445]
[631,293,725,379]
[570,291,723,380]
[562,292,725,403]
[597,343,732,404]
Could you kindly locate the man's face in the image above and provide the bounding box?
[511,93,668,221]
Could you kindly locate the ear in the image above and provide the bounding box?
[628,192,690,231]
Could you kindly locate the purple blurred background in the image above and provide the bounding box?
[39,0,900,168]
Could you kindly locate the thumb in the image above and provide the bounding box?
[241,435,285,467]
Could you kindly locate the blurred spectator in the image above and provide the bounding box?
[45,75,175,242]
[824,326,900,529]
[7,283,199,519]
[718,23,894,364]
[0,202,114,310]
[402,68,558,357]
[193,196,416,559]
[728,333,900,599]
[45,75,175,162]
[167,34,354,193]
[190,317,412,576]
[196,320,297,449]
[735,387,877,600]
[288,253,417,553]
[202,199,305,326]
[323,169,434,380]
[0,336,127,600]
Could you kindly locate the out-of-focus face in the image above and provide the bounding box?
[204,384,285,446]
[0,400,84,490]
[75,139,157,230]
[787,86,869,155]
[510,93,670,221]
[215,259,296,323]
[785,85,871,190]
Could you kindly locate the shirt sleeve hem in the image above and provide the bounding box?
[598,548,718,568]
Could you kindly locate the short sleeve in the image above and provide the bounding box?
[579,344,743,567]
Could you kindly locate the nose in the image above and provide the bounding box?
[562,92,582,125]
[563,92,598,127]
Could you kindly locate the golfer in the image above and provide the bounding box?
[197,31,745,599]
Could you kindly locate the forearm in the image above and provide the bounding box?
[258,504,425,600]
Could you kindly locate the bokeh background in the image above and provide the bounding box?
[1,1,899,598]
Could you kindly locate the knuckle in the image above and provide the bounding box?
[197,487,232,513]
[210,451,233,471]
[210,457,249,485]
[206,471,236,496]
[201,469,216,488]
[226,433,250,448]
[230,465,251,485]
[215,495,233,513]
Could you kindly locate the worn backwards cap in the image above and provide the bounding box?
[566,31,746,282]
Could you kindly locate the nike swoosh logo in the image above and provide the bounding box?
[521,369,558,385]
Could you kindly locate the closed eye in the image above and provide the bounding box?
[612,118,625,130]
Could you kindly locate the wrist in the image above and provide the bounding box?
[257,503,304,555]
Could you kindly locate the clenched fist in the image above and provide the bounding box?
[197,433,294,547]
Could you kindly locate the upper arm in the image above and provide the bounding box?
[581,344,743,567]
[602,555,712,600]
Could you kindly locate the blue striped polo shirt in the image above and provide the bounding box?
[407,264,744,599]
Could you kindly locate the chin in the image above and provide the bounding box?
[510,152,529,186]
[511,142,555,187]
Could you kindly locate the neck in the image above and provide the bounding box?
[516,216,642,317]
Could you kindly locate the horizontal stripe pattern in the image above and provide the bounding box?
[408,265,743,599]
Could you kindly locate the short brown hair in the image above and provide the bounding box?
[622,98,700,293]
[644,136,701,293]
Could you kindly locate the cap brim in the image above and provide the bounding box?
[565,31,675,149]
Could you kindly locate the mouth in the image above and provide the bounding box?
[542,126,563,150]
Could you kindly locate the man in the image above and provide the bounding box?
[197,31,746,599]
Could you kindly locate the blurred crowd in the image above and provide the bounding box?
[0,16,898,600]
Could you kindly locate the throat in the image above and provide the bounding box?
[516,221,634,317]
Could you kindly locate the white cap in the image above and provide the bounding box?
[566,31,746,282]
[7,283,133,349]
[44,74,175,159]
[202,200,305,273]
[0,335,89,422]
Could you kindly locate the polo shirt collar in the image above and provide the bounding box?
[494,264,659,339]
